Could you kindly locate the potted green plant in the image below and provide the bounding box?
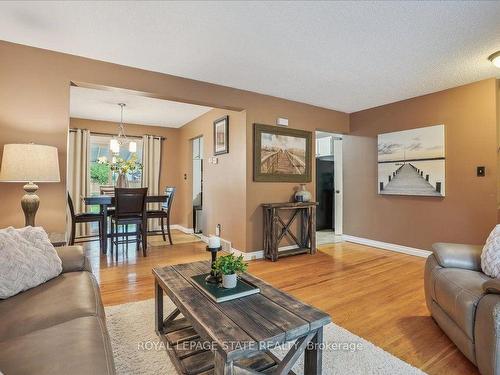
[213,254,248,288]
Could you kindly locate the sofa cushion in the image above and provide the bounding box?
[434,267,490,340]
[0,226,62,299]
[0,316,115,375]
[0,271,104,341]
[481,224,500,278]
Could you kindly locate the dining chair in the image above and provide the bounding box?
[110,187,148,260]
[67,192,105,250]
[147,187,176,245]
[99,185,115,196]
[100,184,116,217]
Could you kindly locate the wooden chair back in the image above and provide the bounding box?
[114,187,148,217]
[162,187,176,214]
[115,188,148,217]
[100,185,115,196]
[67,192,76,219]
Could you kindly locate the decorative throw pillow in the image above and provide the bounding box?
[0,226,62,299]
[481,225,500,278]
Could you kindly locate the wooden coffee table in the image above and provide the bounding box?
[153,261,331,375]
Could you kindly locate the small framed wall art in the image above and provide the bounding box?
[213,115,229,155]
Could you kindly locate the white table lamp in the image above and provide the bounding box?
[0,143,60,226]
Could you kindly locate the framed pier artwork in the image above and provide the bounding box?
[253,123,312,182]
[378,124,445,197]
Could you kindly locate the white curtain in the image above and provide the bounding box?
[67,129,90,236]
[142,135,162,229]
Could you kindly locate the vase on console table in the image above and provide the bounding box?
[116,173,129,188]
[294,184,311,202]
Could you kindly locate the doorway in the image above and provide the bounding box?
[315,131,342,245]
[192,136,203,234]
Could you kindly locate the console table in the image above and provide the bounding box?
[153,261,330,374]
[262,201,318,261]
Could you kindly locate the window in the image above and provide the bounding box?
[89,134,143,195]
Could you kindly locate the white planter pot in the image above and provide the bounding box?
[222,274,237,289]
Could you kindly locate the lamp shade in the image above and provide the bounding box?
[0,144,60,183]
[129,141,137,153]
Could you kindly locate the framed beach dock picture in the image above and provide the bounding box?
[253,123,312,182]
[377,125,445,197]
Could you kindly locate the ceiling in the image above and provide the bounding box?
[70,86,212,127]
[1,1,499,113]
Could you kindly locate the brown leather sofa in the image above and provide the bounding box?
[425,243,500,375]
[0,246,116,375]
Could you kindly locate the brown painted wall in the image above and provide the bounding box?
[344,79,498,249]
[177,109,247,250]
[0,40,348,250]
[69,118,182,224]
[244,110,349,250]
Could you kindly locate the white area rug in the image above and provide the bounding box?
[105,299,426,375]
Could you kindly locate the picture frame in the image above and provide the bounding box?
[253,123,312,182]
[213,115,229,155]
[377,124,445,197]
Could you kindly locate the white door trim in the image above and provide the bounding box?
[333,137,343,235]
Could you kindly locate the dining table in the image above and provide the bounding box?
[83,194,168,254]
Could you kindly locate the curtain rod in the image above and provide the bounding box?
[69,128,165,140]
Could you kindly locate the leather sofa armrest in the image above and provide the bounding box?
[55,245,91,273]
[475,294,500,375]
[431,243,483,271]
[484,279,500,295]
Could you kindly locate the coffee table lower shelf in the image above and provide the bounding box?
[157,315,296,375]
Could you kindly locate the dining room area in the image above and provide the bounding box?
[66,84,215,261]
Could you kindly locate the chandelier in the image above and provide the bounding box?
[110,103,137,154]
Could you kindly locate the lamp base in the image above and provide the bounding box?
[21,182,39,227]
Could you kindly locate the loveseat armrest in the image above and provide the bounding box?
[55,245,91,273]
[475,294,500,375]
[484,279,500,295]
[431,243,482,271]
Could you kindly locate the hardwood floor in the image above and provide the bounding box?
[84,230,478,375]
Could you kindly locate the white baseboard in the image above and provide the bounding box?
[171,226,430,260]
[230,245,301,261]
[230,247,263,261]
[342,234,431,258]
[197,234,209,243]
[170,224,194,234]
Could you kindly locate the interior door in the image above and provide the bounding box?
[333,138,343,235]
[316,158,334,230]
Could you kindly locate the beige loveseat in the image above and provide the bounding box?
[425,243,500,375]
[0,246,115,375]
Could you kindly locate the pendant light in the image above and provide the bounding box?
[110,103,137,154]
